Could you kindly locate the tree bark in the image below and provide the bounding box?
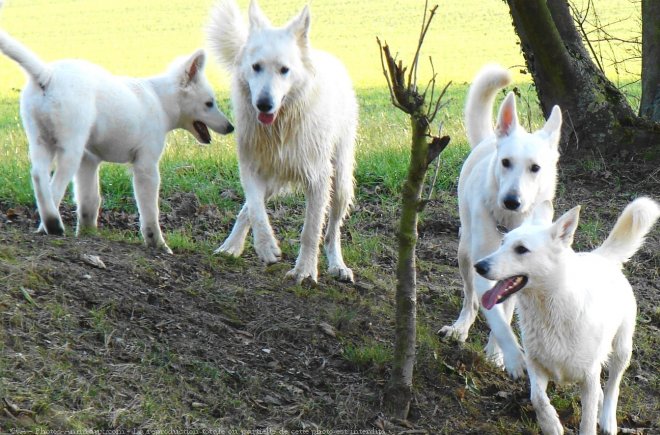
[506,0,660,160]
[640,0,660,121]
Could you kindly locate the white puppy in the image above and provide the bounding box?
[0,12,233,253]
[440,64,563,378]
[207,0,357,283]
[475,197,659,434]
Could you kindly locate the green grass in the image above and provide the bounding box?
[0,0,642,210]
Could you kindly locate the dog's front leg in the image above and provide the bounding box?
[215,202,250,256]
[440,235,479,341]
[132,161,171,254]
[528,360,563,435]
[478,279,525,378]
[286,181,330,284]
[579,370,602,435]
[242,173,281,264]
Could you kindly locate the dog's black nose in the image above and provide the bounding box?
[226,123,234,134]
[256,98,273,113]
[503,195,521,210]
[474,260,490,277]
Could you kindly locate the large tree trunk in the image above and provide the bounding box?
[640,0,660,121]
[506,0,660,160]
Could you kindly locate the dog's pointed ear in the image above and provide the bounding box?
[542,105,563,147]
[249,0,271,30]
[183,49,206,86]
[495,92,519,138]
[286,4,311,48]
[531,200,554,225]
[550,205,580,247]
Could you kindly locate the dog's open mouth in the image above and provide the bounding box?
[257,112,276,125]
[193,121,211,144]
[482,275,528,310]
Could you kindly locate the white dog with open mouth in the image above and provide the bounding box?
[439,64,563,378]
[207,0,358,283]
[475,197,659,434]
[0,5,233,253]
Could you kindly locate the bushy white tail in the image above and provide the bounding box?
[207,0,248,70]
[464,64,512,148]
[0,2,50,88]
[594,197,660,264]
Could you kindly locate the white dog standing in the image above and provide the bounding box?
[475,197,659,434]
[207,0,357,283]
[439,64,563,378]
[0,7,233,253]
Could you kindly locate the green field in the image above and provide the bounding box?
[0,0,642,208]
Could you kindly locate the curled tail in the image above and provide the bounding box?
[206,0,248,71]
[594,197,660,264]
[0,27,50,88]
[464,64,512,148]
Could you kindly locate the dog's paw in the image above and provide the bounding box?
[214,240,244,257]
[438,324,469,342]
[537,413,564,435]
[503,351,526,379]
[254,241,282,265]
[328,265,354,283]
[599,408,617,434]
[285,267,318,285]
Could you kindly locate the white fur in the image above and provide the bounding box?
[475,197,659,434]
[207,0,358,284]
[0,10,233,253]
[439,64,563,378]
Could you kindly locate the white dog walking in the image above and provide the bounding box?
[475,197,659,434]
[207,0,357,283]
[440,64,563,378]
[0,7,233,253]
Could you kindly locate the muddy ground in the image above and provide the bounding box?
[0,164,658,433]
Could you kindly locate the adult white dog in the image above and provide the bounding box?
[475,197,659,434]
[207,0,357,283]
[0,6,233,253]
[440,64,563,378]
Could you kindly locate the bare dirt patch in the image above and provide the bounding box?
[0,167,658,433]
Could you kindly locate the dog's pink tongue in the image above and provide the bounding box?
[258,112,275,125]
[482,280,509,310]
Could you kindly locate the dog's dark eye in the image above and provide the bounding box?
[252,63,262,72]
[530,164,541,173]
[205,100,214,108]
[280,66,289,75]
[502,158,511,168]
[515,245,529,254]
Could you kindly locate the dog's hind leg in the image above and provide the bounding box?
[599,320,634,434]
[27,133,63,235]
[286,180,331,284]
[324,140,355,282]
[215,202,250,256]
[132,160,171,254]
[439,237,478,341]
[74,153,101,234]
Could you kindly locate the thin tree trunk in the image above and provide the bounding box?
[506,0,660,160]
[378,4,450,418]
[641,0,660,121]
[385,115,427,418]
